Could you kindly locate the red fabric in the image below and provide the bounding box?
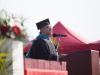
[24,68,68,75]
[24,58,67,71]
[91,40,100,44]
[89,40,100,56]
[52,22,91,54]
[24,40,33,52]
[24,58,38,69]
[89,40,100,49]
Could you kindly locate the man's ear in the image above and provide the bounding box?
[40,28,43,33]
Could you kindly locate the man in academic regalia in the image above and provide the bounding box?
[27,18,58,61]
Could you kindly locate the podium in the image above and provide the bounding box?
[59,50,99,75]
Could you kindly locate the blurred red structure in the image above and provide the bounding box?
[24,40,33,53]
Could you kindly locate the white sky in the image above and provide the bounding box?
[0,0,100,41]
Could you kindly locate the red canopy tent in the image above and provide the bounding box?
[89,40,100,50]
[24,40,33,53]
[52,22,91,54]
[89,40,100,56]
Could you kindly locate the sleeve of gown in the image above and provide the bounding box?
[31,38,57,60]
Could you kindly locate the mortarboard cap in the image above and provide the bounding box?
[36,18,50,30]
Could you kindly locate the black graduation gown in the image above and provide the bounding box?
[30,38,57,61]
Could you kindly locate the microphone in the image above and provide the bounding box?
[53,33,67,37]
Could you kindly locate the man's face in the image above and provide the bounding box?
[42,25,52,36]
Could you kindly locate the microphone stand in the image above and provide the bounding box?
[55,36,61,61]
